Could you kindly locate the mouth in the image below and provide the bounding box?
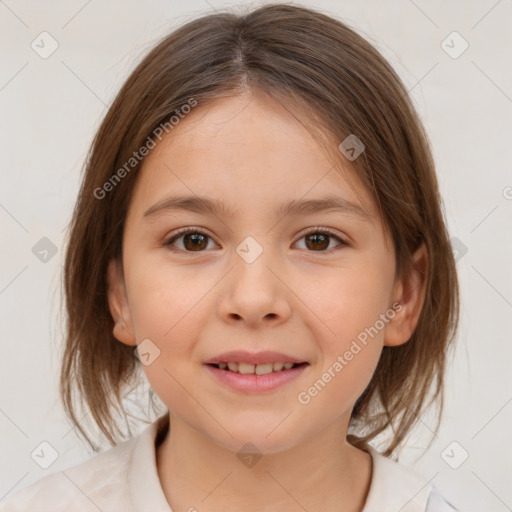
[206,361,308,375]
[203,350,310,392]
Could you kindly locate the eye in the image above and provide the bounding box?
[164,228,218,252]
[294,228,348,252]
[164,226,349,254]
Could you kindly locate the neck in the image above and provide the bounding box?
[156,413,373,512]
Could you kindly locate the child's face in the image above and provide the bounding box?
[108,92,422,453]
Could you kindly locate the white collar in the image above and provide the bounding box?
[362,447,432,512]
[129,415,173,511]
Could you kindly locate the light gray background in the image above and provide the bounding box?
[1,1,511,510]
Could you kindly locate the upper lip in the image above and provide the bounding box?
[204,350,308,365]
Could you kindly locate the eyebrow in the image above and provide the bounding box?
[143,194,372,222]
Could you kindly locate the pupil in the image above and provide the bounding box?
[306,233,329,250]
[184,233,207,251]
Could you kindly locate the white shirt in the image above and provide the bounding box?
[0,415,458,511]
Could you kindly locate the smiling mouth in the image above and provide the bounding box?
[207,362,309,375]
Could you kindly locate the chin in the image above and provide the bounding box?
[206,421,305,456]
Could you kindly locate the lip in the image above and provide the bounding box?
[204,362,309,393]
[204,350,307,365]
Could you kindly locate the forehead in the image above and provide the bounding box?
[131,92,377,221]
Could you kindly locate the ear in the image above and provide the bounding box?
[384,242,428,347]
[107,259,137,346]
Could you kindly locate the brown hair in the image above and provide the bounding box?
[60,3,459,456]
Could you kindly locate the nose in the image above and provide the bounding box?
[216,242,292,328]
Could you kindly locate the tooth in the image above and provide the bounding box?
[255,363,273,375]
[273,362,284,372]
[283,362,294,370]
[227,362,239,372]
[218,362,227,370]
[238,363,255,374]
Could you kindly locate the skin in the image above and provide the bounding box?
[107,91,427,512]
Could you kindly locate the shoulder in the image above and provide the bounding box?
[425,486,459,512]
[362,448,459,512]
[0,419,164,512]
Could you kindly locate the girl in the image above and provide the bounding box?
[1,3,460,511]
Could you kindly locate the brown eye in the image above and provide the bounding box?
[182,233,209,251]
[165,229,216,252]
[295,229,348,252]
[304,232,330,251]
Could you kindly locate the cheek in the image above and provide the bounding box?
[294,351,380,444]
[125,263,213,424]
[291,271,386,433]
[125,255,211,340]
[293,256,393,406]
[124,255,217,365]
[297,256,395,346]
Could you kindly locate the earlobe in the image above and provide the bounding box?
[384,242,428,347]
[107,259,137,346]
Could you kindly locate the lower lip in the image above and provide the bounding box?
[204,364,309,392]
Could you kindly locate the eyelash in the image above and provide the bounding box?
[163,226,349,254]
